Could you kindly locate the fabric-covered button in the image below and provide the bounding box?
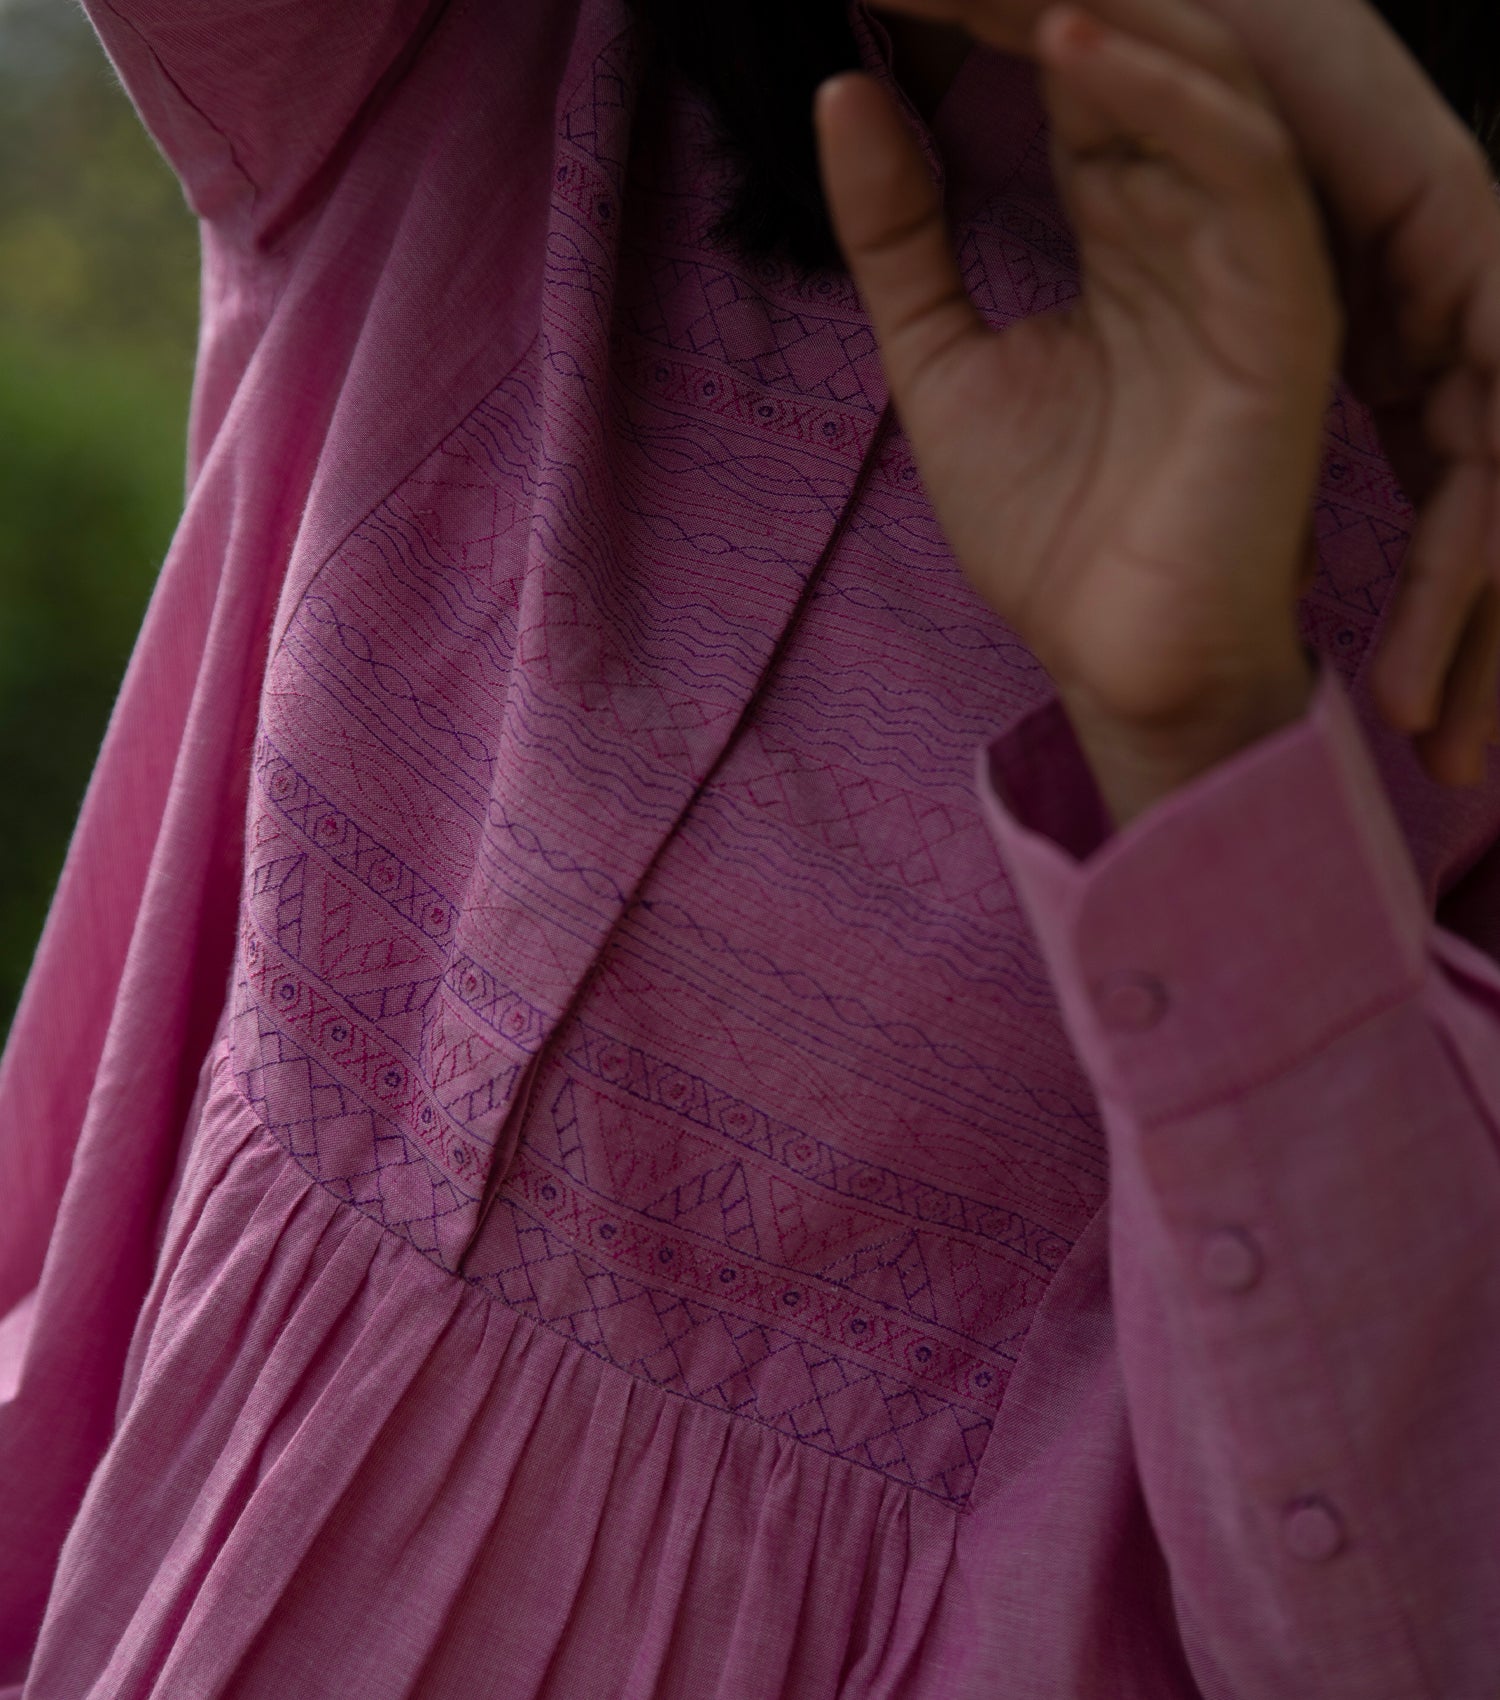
[1282,1497,1346,1562]
[1094,971,1168,1033]
[1200,1228,1263,1294]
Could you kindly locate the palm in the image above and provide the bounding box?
[895,270,1326,727]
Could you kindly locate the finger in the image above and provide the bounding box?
[1368,455,1493,733]
[1209,0,1500,370]
[1414,580,1500,786]
[1034,5,1297,206]
[870,0,1275,112]
[813,70,990,410]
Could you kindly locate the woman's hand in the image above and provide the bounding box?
[815,2,1340,820]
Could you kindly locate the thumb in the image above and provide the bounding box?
[814,71,989,412]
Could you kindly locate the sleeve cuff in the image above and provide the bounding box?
[974,655,1431,1121]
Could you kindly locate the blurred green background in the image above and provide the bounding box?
[0,0,199,1042]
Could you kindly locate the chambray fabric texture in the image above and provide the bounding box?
[2,0,1500,1694]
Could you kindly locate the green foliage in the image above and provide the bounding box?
[0,0,199,1038]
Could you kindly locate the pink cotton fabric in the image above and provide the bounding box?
[3,0,1500,1694]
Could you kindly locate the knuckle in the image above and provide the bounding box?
[852,201,947,265]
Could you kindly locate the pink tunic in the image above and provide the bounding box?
[3,1,1499,1693]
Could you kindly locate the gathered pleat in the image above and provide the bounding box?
[23,1047,962,1699]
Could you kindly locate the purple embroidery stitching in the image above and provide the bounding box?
[229,23,1400,1505]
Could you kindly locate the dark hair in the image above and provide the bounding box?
[625,0,863,276]
[626,0,1500,280]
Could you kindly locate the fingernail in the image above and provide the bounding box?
[814,73,856,120]
[1061,10,1106,50]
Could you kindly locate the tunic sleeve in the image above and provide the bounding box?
[79,0,456,241]
[973,651,1500,1699]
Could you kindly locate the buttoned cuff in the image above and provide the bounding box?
[974,655,1431,1122]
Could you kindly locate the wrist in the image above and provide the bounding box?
[1064,646,1318,831]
